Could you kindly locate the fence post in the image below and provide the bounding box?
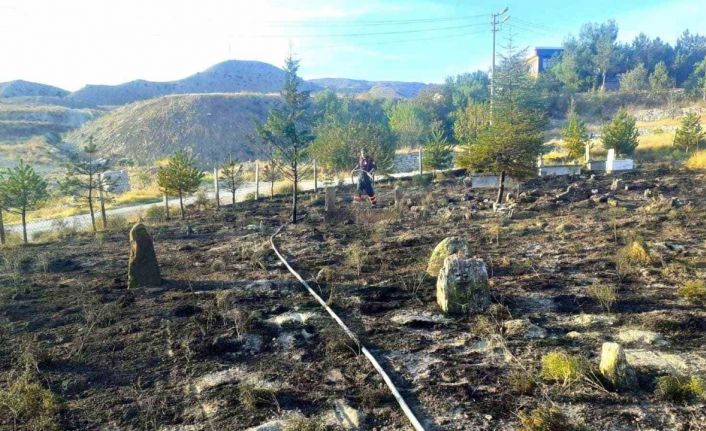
[213,166,220,210]
[313,158,318,194]
[418,148,423,176]
[255,162,260,201]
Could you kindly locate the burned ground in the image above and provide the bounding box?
[1,167,705,430]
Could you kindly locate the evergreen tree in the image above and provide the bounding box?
[685,56,706,101]
[258,56,313,224]
[60,138,104,232]
[422,125,454,173]
[157,151,204,219]
[619,63,649,92]
[261,160,281,199]
[602,108,640,156]
[387,101,431,148]
[561,104,590,162]
[219,158,244,206]
[673,112,705,153]
[452,102,490,145]
[1,161,48,244]
[649,61,674,91]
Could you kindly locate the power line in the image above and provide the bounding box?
[244,22,490,39]
[266,14,489,27]
[296,29,488,50]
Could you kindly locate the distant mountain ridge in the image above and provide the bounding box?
[0,60,431,109]
[310,77,430,99]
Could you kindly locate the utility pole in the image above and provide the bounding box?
[490,6,509,121]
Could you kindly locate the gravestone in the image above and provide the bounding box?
[325,187,336,217]
[599,342,636,388]
[427,237,470,276]
[436,255,490,315]
[128,223,161,288]
[394,187,403,210]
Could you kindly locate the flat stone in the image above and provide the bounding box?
[267,311,318,326]
[244,420,285,431]
[390,311,450,326]
[572,314,616,328]
[617,329,668,346]
[191,367,246,394]
[503,319,547,339]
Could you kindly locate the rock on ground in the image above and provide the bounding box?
[128,223,161,289]
[426,237,470,276]
[599,342,637,388]
[436,255,490,316]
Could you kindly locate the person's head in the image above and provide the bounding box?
[360,149,370,158]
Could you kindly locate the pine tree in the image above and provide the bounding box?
[674,112,705,153]
[258,56,313,223]
[0,174,7,245]
[261,160,281,199]
[1,161,48,244]
[157,151,204,219]
[602,108,640,156]
[649,61,674,91]
[422,125,453,173]
[220,158,244,206]
[561,103,590,162]
[60,138,104,232]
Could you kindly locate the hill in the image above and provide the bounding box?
[0,80,69,98]
[65,93,280,165]
[310,77,429,99]
[67,60,301,108]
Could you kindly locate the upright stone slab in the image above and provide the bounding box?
[325,187,336,217]
[599,342,636,388]
[436,255,490,315]
[427,237,470,276]
[128,223,161,288]
[394,187,403,210]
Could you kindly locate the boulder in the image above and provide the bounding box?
[427,237,470,276]
[101,170,130,194]
[599,342,637,388]
[128,223,161,288]
[436,255,490,315]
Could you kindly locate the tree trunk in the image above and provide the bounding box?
[271,180,274,199]
[164,194,170,220]
[496,170,506,205]
[88,188,96,233]
[21,209,27,245]
[179,190,185,220]
[231,187,235,207]
[292,166,298,224]
[601,70,607,91]
[98,176,107,230]
[0,207,5,245]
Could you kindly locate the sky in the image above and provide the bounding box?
[1,0,705,91]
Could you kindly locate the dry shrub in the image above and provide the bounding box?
[345,242,369,276]
[656,374,706,403]
[0,374,61,431]
[238,383,277,412]
[519,406,586,431]
[210,258,226,272]
[678,280,706,303]
[616,240,651,277]
[508,369,536,395]
[685,150,706,170]
[588,283,618,312]
[282,416,328,431]
[540,351,588,384]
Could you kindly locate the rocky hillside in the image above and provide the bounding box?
[310,77,428,99]
[0,104,99,141]
[0,80,69,99]
[67,60,295,108]
[65,93,280,165]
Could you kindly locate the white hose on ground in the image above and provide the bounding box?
[270,225,426,431]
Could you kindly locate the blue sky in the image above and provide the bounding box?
[0,0,705,90]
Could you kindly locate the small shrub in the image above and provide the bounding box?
[656,374,706,403]
[588,283,618,312]
[194,189,211,211]
[488,224,502,245]
[540,351,588,384]
[685,150,706,170]
[360,384,394,410]
[0,375,61,431]
[238,383,276,411]
[616,240,651,278]
[345,242,369,276]
[519,406,581,431]
[678,280,706,303]
[282,416,327,431]
[508,369,536,395]
[210,258,226,272]
[145,205,167,221]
